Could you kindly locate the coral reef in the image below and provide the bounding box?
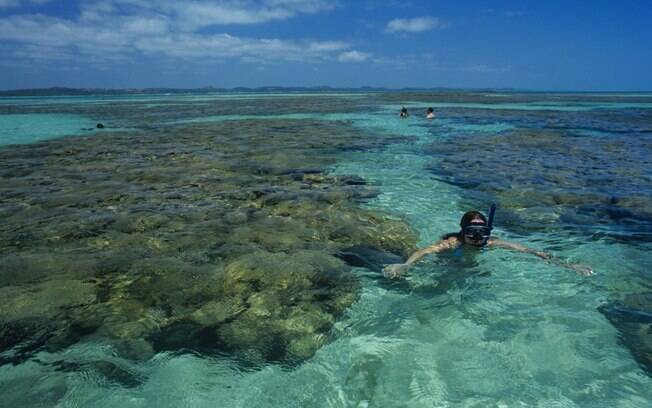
[599,293,652,375]
[424,128,652,242]
[0,117,417,364]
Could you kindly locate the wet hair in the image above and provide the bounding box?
[401,107,408,113]
[427,107,434,113]
[440,210,487,240]
[460,211,487,228]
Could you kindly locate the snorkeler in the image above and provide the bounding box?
[426,107,435,119]
[399,107,409,118]
[383,205,594,278]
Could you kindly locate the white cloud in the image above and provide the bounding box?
[12,44,76,61]
[464,64,509,74]
[0,15,82,47]
[337,50,371,62]
[122,16,170,35]
[92,0,338,30]
[0,0,362,65]
[0,0,20,9]
[135,33,301,59]
[373,54,422,68]
[385,16,444,33]
[135,34,350,62]
[371,53,452,71]
[263,0,337,13]
[0,0,52,9]
[371,54,508,75]
[174,3,291,30]
[308,41,349,52]
[0,13,355,63]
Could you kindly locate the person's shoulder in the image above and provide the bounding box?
[488,237,510,245]
[440,235,461,248]
[440,232,460,240]
[487,237,501,246]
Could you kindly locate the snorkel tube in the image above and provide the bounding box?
[487,204,496,232]
[480,204,497,246]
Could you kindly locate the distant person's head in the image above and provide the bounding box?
[400,107,409,117]
[459,211,491,246]
[426,107,434,114]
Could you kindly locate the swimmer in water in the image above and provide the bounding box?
[426,107,435,119]
[399,107,409,118]
[383,206,594,278]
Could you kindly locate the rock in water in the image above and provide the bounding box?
[599,293,652,376]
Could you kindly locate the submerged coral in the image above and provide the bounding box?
[424,128,652,242]
[599,293,652,375]
[0,117,417,365]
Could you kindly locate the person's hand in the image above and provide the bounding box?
[383,263,409,279]
[568,263,594,276]
[535,251,552,260]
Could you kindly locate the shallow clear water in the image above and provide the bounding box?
[1,92,651,406]
[0,113,100,145]
[329,112,652,406]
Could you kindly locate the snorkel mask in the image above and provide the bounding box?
[462,204,496,246]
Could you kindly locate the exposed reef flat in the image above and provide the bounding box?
[0,118,417,365]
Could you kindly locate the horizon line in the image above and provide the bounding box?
[2,85,652,96]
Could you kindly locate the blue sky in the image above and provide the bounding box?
[0,0,651,90]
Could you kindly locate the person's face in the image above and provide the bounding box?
[462,219,490,246]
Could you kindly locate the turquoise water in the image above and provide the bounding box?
[0,113,100,145]
[329,112,652,406]
[1,92,652,406]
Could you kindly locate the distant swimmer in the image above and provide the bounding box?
[383,205,594,278]
[426,107,435,119]
[81,123,104,131]
[399,107,409,118]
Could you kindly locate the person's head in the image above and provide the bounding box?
[459,210,491,246]
[426,107,434,114]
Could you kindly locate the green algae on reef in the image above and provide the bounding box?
[0,118,417,365]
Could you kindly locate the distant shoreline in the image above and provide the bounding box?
[2,86,650,97]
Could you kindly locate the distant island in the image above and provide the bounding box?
[0,86,522,97]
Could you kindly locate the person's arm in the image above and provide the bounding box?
[489,239,594,276]
[383,236,460,278]
[488,239,551,259]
